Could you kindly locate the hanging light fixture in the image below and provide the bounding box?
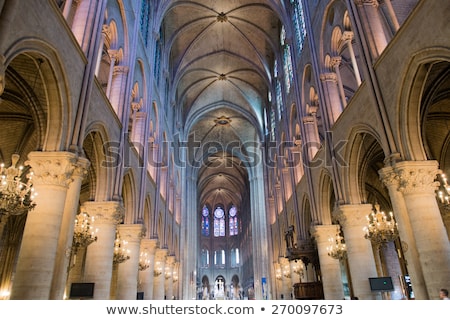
[139,250,150,271]
[0,154,37,219]
[72,211,98,251]
[363,203,399,246]
[327,231,347,260]
[70,211,98,268]
[436,172,450,210]
[113,230,130,264]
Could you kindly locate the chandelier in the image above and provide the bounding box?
[436,172,450,210]
[113,230,130,264]
[0,154,37,218]
[327,231,347,260]
[139,251,150,271]
[363,203,399,246]
[72,211,98,252]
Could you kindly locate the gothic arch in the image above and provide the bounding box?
[3,41,72,152]
[398,48,450,161]
[83,123,115,201]
[343,125,387,205]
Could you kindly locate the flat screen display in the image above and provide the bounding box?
[369,277,394,291]
[69,282,95,298]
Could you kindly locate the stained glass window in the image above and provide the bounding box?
[214,207,225,237]
[291,0,307,55]
[229,205,238,236]
[201,205,209,236]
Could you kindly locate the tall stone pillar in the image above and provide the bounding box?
[330,56,347,108]
[165,255,175,299]
[139,238,158,299]
[109,66,129,120]
[354,0,388,58]
[10,151,77,299]
[249,161,271,299]
[153,248,167,299]
[395,161,450,299]
[379,165,427,299]
[320,72,343,126]
[50,157,90,299]
[83,201,124,299]
[279,257,292,300]
[303,115,320,162]
[341,32,362,85]
[334,204,380,300]
[311,224,345,299]
[116,224,144,300]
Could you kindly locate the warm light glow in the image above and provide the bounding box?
[139,251,150,271]
[0,154,37,218]
[436,173,450,207]
[327,230,347,260]
[113,230,130,264]
[363,203,398,246]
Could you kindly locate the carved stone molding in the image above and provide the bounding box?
[319,72,337,83]
[394,161,440,195]
[82,201,125,225]
[26,151,78,188]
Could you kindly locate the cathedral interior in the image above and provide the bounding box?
[0,0,449,300]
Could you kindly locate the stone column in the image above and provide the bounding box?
[10,151,77,299]
[302,115,321,162]
[311,224,345,299]
[249,161,271,299]
[109,66,129,120]
[354,0,388,58]
[395,161,450,299]
[320,73,343,126]
[116,224,144,300]
[153,248,167,299]
[139,238,158,299]
[334,204,380,300]
[330,56,347,108]
[279,257,292,299]
[379,165,427,299]
[382,0,400,31]
[341,31,362,85]
[105,49,119,99]
[50,157,90,299]
[83,201,124,300]
[165,255,175,300]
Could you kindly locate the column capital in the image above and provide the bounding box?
[319,72,337,83]
[140,238,158,254]
[72,157,90,180]
[330,56,342,68]
[113,65,129,76]
[302,115,316,124]
[82,201,125,225]
[394,160,440,195]
[155,248,168,262]
[166,254,176,266]
[333,203,373,228]
[342,31,354,42]
[354,0,379,7]
[117,223,144,244]
[378,165,399,189]
[26,151,78,188]
[310,224,340,242]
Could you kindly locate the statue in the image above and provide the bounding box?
[285,225,295,249]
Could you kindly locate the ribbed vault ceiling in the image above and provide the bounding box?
[162,0,282,207]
